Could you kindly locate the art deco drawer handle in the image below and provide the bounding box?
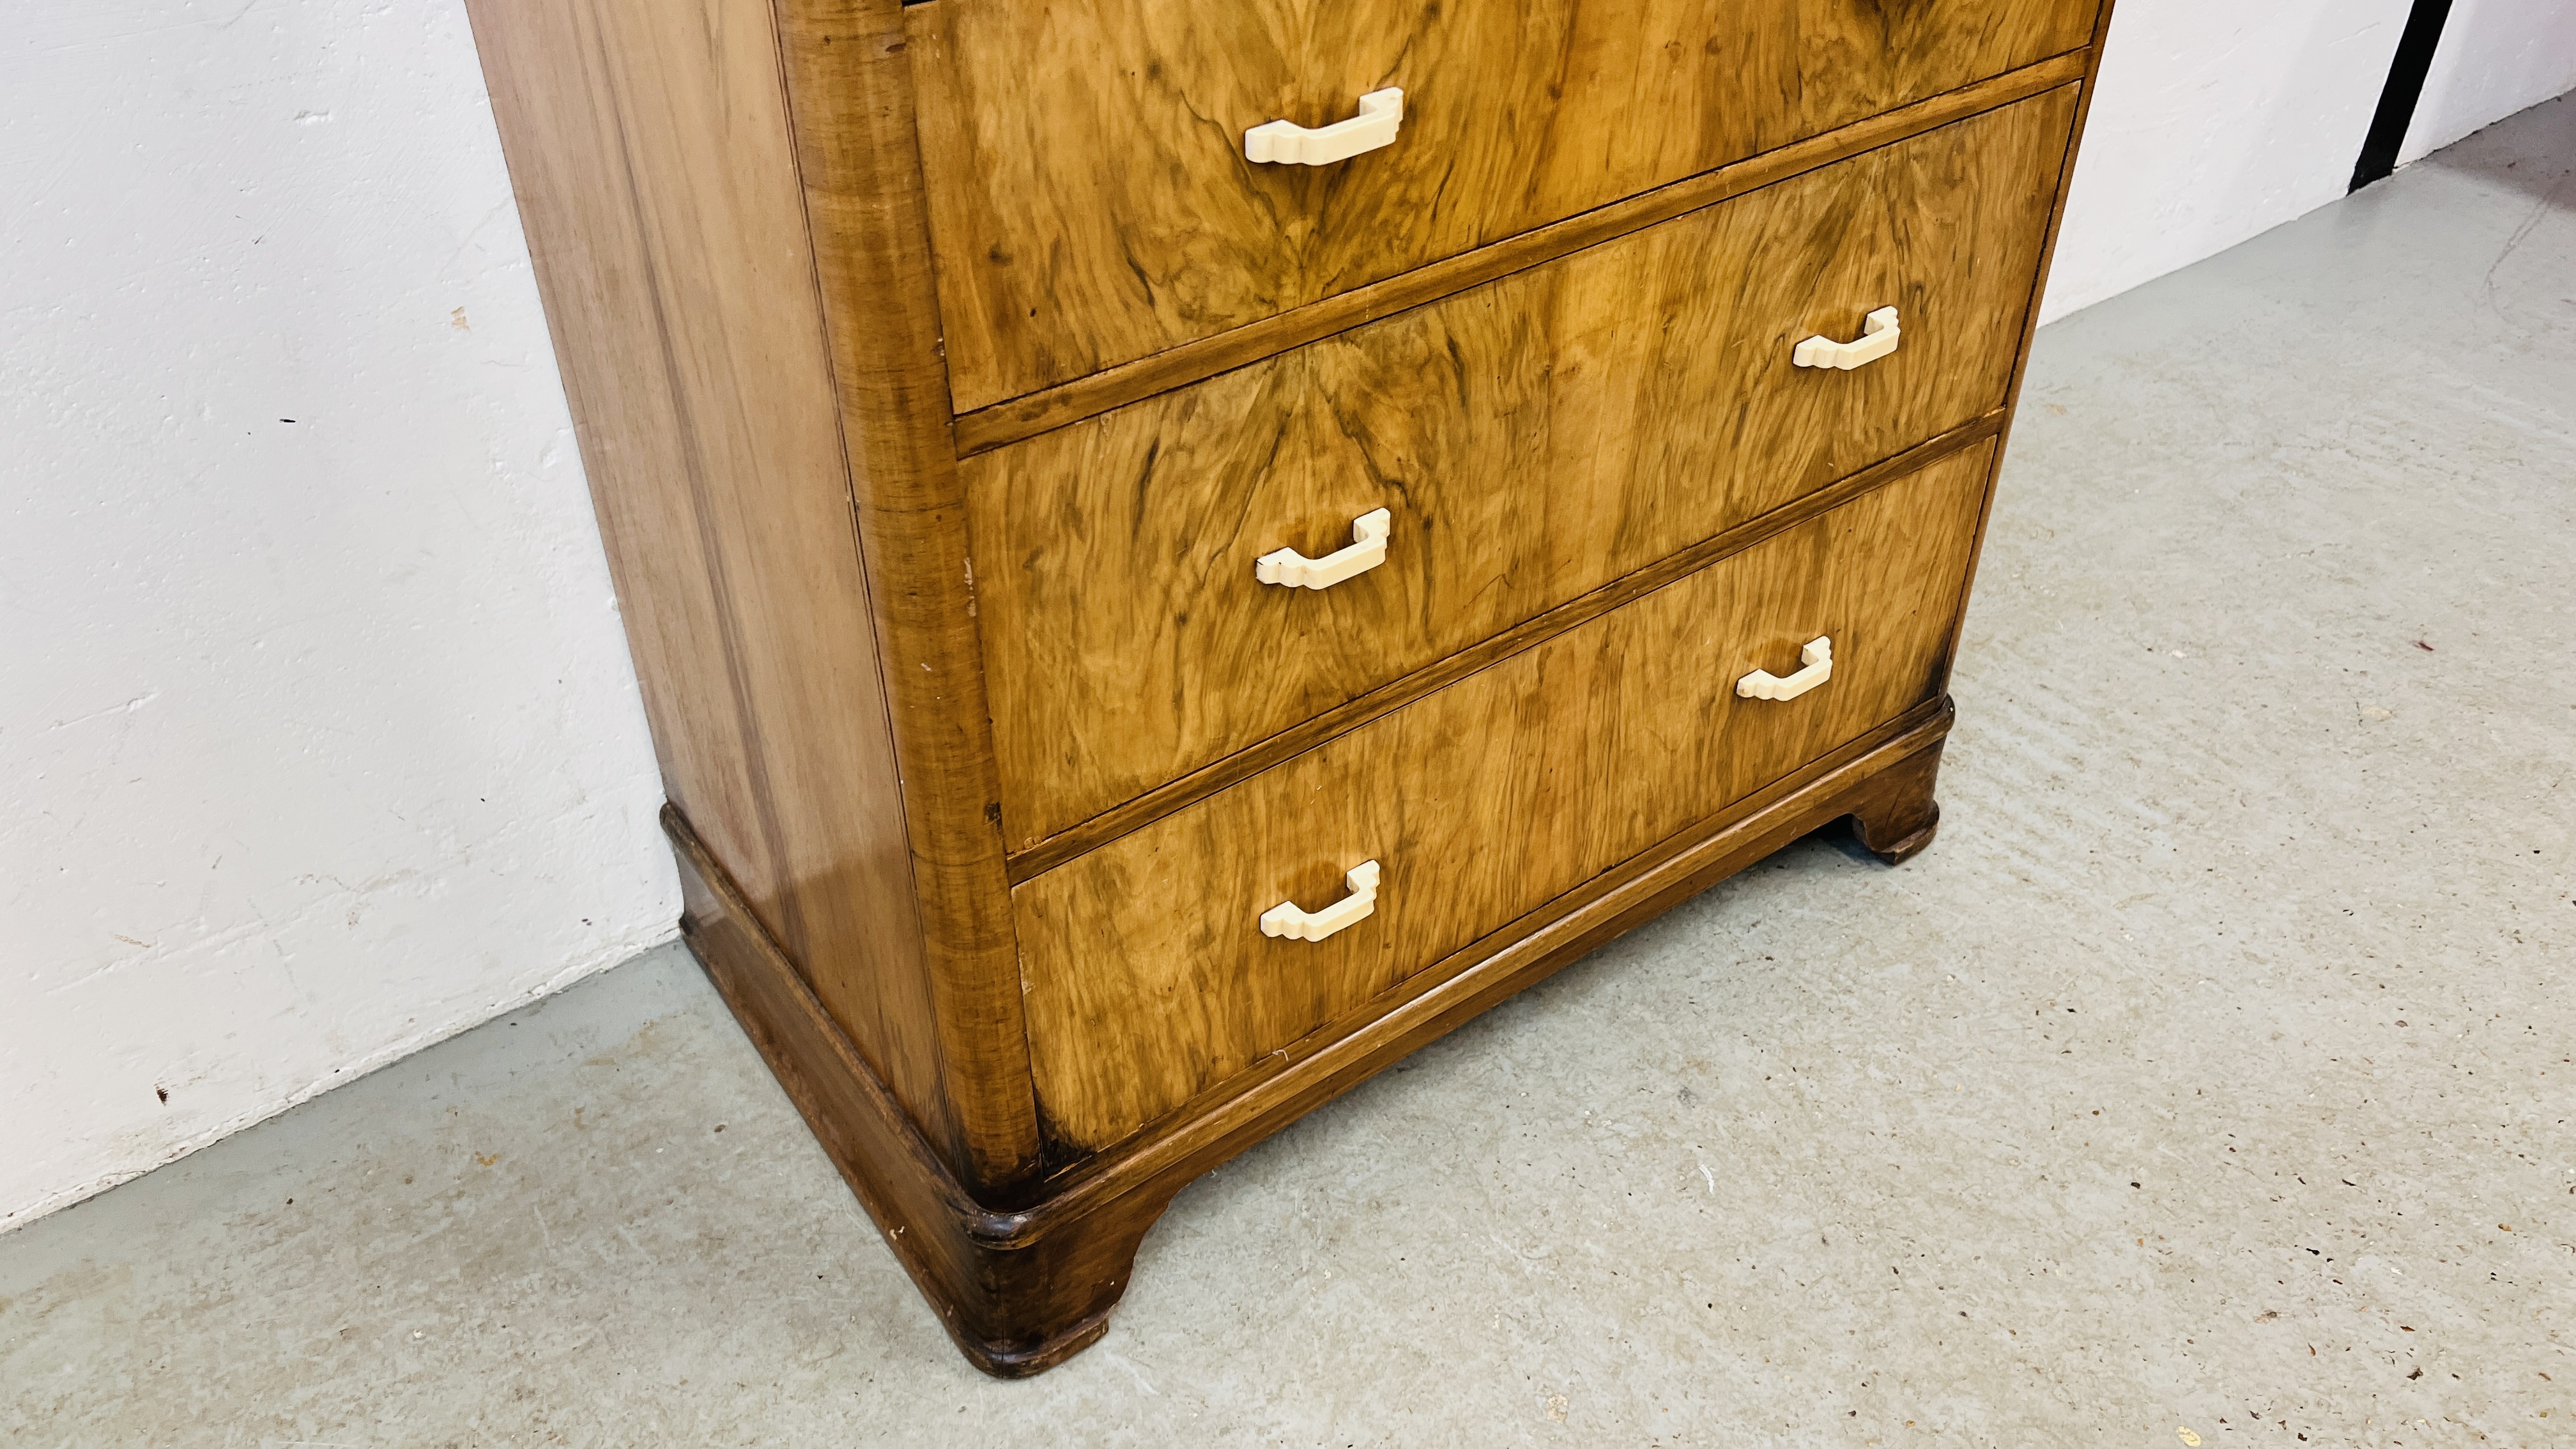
[1793,307,1901,371]
[1737,636,1834,702]
[1245,88,1405,166]
[1261,861,1381,942]
[1255,508,1391,590]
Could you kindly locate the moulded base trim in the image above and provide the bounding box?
[664,699,1954,1377]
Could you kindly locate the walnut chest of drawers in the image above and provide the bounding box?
[469,0,2113,1376]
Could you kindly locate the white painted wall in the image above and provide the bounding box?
[2402,0,2576,164]
[2041,0,2416,324]
[5,0,2570,1232]
[2046,0,2576,325]
[1,3,678,1229]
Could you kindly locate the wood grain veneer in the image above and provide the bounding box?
[999,416,2004,882]
[677,699,1958,1376]
[1013,443,1993,1151]
[770,0,1043,1198]
[907,0,2102,411]
[948,49,2090,456]
[464,0,969,1167]
[470,0,2119,1377]
[969,90,2076,850]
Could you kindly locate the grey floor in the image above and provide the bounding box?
[8,97,2573,1449]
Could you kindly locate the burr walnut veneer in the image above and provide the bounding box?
[467,0,2113,1376]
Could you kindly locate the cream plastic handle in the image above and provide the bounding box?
[1736,636,1834,701]
[1793,307,1901,371]
[1245,88,1405,165]
[1255,508,1390,590]
[1260,861,1381,942]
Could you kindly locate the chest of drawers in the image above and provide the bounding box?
[470,0,2112,1376]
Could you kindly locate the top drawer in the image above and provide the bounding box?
[905,0,2099,411]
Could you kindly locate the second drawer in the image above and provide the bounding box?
[970,88,2073,849]
[1011,443,1992,1154]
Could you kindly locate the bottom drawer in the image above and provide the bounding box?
[1014,441,1995,1154]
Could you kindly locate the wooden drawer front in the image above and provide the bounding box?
[972,90,2072,850]
[907,0,2096,411]
[1013,445,1989,1153]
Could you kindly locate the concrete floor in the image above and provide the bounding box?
[8,96,2572,1448]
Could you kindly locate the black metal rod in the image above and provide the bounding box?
[2351,0,2457,191]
